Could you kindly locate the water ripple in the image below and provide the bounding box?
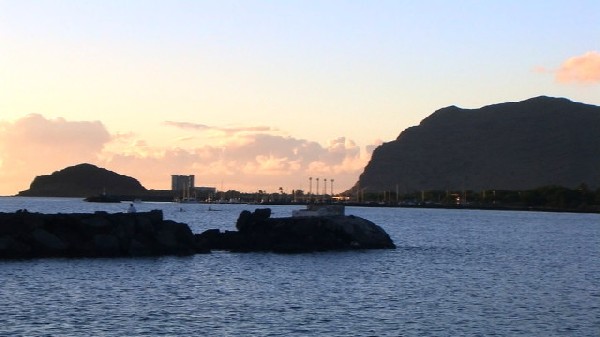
[1,199,599,336]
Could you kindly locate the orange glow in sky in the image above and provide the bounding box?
[1,1,599,195]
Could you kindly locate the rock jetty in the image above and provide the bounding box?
[0,210,205,259]
[196,208,396,253]
[1,208,396,259]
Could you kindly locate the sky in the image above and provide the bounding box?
[1,0,599,196]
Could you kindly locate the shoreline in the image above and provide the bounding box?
[2,195,599,214]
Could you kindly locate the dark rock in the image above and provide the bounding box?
[0,208,394,258]
[236,208,272,232]
[93,234,121,256]
[235,210,252,231]
[135,215,155,235]
[0,210,206,259]
[196,229,242,251]
[0,235,31,258]
[129,239,153,256]
[155,220,197,255]
[82,216,113,230]
[17,163,148,198]
[32,228,68,253]
[201,208,396,253]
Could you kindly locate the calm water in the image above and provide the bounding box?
[1,197,598,336]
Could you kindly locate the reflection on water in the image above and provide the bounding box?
[1,197,599,336]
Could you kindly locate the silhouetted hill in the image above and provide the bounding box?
[18,163,148,197]
[354,96,600,194]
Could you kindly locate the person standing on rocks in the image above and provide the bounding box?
[127,203,136,213]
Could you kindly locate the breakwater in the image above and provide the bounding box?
[0,210,204,258]
[0,208,396,259]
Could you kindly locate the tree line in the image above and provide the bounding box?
[193,184,600,212]
[353,184,600,212]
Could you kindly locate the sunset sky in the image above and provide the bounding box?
[1,1,599,196]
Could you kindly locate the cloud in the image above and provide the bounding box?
[532,65,548,74]
[366,139,384,154]
[164,120,273,135]
[555,51,600,84]
[0,113,371,195]
[221,125,274,135]
[103,133,370,194]
[0,114,111,193]
[163,121,211,131]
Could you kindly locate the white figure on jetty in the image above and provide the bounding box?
[127,203,137,213]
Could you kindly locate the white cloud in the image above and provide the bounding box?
[102,133,370,193]
[0,114,111,194]
[164,120,274,135]
[555,51,600,84]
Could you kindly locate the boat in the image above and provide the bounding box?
[84,194,121,203]
[84,188,121,203]
[176,197,198,203]
[292,204,345,217]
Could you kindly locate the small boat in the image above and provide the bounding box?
[84,188,121,203]
[84,194,121,203]
[292,204,345,217]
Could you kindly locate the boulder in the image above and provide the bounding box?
[93,234,121,256]
[0,235,31,258]
[32,228,68,253]
[236,208,271,232]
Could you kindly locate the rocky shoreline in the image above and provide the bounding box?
[0,208,395,259]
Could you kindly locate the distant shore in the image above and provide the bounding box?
[3,195,599,214]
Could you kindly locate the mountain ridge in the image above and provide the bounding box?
[354,96,600,194]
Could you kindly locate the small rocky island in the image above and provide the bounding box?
[0,207,395,259]
[17,163,148,198]
[197,207,396,253]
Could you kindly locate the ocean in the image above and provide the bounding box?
[1,197,598,336]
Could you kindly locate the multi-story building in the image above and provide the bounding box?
[171,175,195,199]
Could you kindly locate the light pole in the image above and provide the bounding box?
[323,179,327,195]
[316,178,320,200]
[309,177,312,196]
[331,179,334,196]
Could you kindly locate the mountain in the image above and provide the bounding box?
[354,96,600,194]
[18,163,148,197]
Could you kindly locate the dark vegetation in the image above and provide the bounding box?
[352,184,600,213]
